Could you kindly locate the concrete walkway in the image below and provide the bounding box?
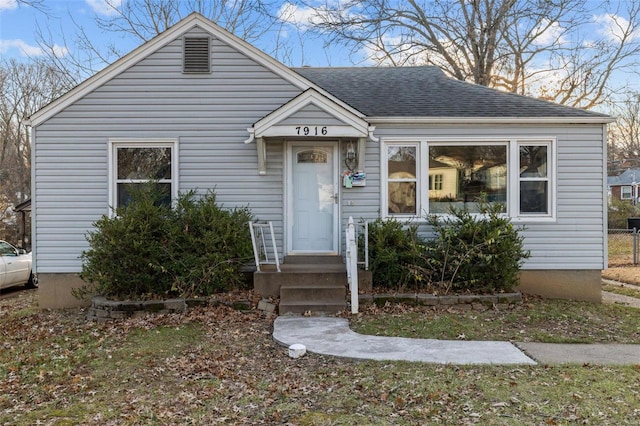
[273,316,640,366]
[274,317,536,365]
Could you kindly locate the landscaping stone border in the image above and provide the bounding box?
[86,296,251,322]
[359,292,522,310]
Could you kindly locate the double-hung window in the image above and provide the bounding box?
[109,140,178,210]
[386,144,419,215]
[518,144,550,215]
[382,138,554,220]
[621,186,633,200]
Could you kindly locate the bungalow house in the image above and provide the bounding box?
[28,13,613,309]
[608,168,640,204]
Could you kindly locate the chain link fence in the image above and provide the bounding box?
[608,229,638,267]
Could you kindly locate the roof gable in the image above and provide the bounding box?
[252,89,370,139]
[28,13,317,127]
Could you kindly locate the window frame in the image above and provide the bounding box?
[621,186,633,200]
[108,139,179,214]
[382,142,421,217]
[516,141,554,218]
[380,137,556,222]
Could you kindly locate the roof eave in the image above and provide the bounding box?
[368,116,616,125]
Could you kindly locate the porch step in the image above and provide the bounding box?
[253,259,348,314]
[280,280,347,314]
[283,255,344,265]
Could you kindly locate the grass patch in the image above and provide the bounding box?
[351,296,640,343]
[2,291,640,424]
[603,283,640,299]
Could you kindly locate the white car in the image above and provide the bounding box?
[0,240,36,290]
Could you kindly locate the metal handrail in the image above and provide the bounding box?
[249,221,280,272]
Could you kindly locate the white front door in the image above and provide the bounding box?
[288,142,339,254]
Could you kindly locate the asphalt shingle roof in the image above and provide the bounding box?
[608,169,640,186]
[293,66,609,119]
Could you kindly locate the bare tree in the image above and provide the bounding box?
[302,0,640,109]
[0,59,72,240]
[36,0,288,84]
[608,92,640,173]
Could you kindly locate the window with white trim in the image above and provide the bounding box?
[428,144,507,214]
[382,139,555,220]
[110,140,177,209]
[386,144,418,215]
[519,144,550,214]
[621,186,633,200]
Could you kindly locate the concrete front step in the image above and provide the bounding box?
[254,264,347,297]
[254,258,348,314]
[280,283,346,304]
[279,300,347,315]
[283,255,344,265]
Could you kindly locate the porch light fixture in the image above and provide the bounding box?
[345,142,357,171]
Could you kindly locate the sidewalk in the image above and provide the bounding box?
[273,316,640,366]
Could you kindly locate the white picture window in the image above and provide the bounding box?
[382,138,555,221]
[109,140,177,210]
[428,144,507,214]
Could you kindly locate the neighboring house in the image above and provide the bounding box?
[28,13,613,308]
[608,168,640,204]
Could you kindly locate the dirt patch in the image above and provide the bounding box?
[602,266,640,286]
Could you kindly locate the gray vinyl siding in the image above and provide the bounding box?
[360,123,607,270]
[34,24,606,274]
[33,27,299,272]
[278,104,348,126]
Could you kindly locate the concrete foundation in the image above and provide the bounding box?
[518,270,602,303]
[37,273,92,309]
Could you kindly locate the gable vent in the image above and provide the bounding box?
[183,37,210,73]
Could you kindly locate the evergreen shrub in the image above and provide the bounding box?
[78,186,253,299]
[414,202,530,294]
[366,217,421,289]
[367,201,530,294]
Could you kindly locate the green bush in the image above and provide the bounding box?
[167,190,253,296]
[413,201,530,294]
[608,197,640,229]
[366,217,421,289]
[79,186,253,299]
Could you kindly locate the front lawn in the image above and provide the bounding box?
[352,295,640,344]
[1,290,640,424]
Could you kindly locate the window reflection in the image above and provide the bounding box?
[388,146,417,214]
[428,145,507,213]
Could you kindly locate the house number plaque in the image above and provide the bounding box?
[295,126,328,136]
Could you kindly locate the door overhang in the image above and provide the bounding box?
[244,88,378,175]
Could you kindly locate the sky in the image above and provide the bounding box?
[1,0,639,103]
[0,0,356,69]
